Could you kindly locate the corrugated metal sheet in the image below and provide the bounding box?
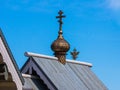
[23,76,49,90]
[32,57,107,90]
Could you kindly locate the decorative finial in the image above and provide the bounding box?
[70,48,79,60]
[51,10,70,64]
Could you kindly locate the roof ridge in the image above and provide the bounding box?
[25,52,92,67]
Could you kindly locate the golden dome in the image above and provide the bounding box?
[51,31,70,52]
[51,10,70,64]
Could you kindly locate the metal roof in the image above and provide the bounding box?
[24,52,92,67]
[21,52,108,90]
[22,74,49,90]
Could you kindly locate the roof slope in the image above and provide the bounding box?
[21,52,107,90]
[0,29,24,85]
[22,74,49,90]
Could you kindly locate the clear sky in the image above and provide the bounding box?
[0,0,120,90]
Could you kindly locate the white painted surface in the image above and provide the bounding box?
[22,74,39,79]
[0,37,22,90]
[25,52,92,67]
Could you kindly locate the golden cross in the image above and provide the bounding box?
[56,10,66,30]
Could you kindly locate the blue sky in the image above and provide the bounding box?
[0,0,120,90]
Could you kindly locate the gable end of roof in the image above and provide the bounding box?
[0,29,24,85]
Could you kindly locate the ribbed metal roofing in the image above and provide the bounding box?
[22,74,49,90]
[21,52,108,90]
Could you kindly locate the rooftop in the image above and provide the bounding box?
[24,52,92,67]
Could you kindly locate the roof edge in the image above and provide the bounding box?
[22,74,40,79]
[0,29,25,84]
[25,52,92,67]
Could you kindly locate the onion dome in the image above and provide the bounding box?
[51,10,70,64]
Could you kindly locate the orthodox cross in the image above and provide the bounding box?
[56,10,66,31]
[70,48,79,60]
